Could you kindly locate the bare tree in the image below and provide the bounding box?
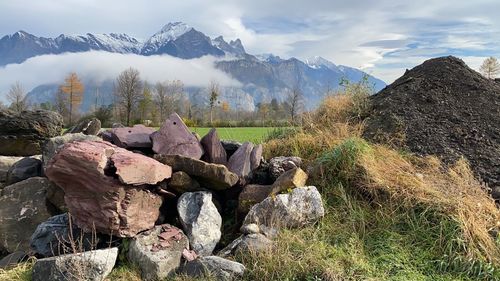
[287,85,304,124]
[55,87,69,122]
[115,67,142,126]
[480,57,500,79]
[154,80,184,123]
[208,81,219,125]
[7,82,27,113]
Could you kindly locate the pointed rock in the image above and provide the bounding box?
[227,142,254,179]
[250,144,263,171]
[152,113,204,159]
[200,128,227,165]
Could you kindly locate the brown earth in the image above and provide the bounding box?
[364,56,500,194]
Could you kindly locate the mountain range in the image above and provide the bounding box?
[0,22,386,111]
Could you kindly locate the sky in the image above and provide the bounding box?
[0,0,499,86]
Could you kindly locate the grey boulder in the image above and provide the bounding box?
[0,156,23,183]
[269,156,302,181]
[128,224,189,281]
[0,109,63,156]
[29,213,96,258]
[65,118,101,135]
[0,177,55,253]
[177,192,222,256]
[5,156,42,185]
[0,251,27,269]
[242,186,325,230]
[31,247,118,281]
[182,256,245,281]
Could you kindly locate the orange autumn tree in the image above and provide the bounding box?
[60,72,84,125]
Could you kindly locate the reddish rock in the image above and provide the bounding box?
[238,184,273,213]
[45,140,167,237]
[250,144,263,171]
[110,150,172,185]
[111,125,155,149]
[200,128,227,165]
[227,142,254,179]
[152,113,204,159]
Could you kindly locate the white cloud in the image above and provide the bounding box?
[1,0,500,84]
[0,51,240,102]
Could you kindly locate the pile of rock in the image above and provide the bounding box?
[0,110,324,280]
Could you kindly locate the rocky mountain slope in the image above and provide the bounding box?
[0,22,386,111]
[364,56,500,194]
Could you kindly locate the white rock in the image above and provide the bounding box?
[177,192,222,256]
[242,186,325,229]
[32,247,118,281]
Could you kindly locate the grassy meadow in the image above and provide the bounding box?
[189,127,280,143]
[3,86,500,280]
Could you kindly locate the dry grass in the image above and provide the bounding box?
[264,94,365,162]
[0,258,34,281]
[356,145,500,264]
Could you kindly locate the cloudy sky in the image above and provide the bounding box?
[1,0,500,84]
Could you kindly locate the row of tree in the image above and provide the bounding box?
[3,67,305,127]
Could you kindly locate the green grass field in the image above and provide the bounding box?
[189,127,278,143]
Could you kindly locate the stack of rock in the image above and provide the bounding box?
[0,110,325,281]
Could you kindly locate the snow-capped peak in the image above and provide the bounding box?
[153,22,193,43]
[306,56,337,70]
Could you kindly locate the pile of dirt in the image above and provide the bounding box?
[364,56,500,194]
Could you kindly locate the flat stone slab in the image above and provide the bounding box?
[111,124,155,149]
[155,154,238,190]
[181,256,245,281]
[32,247,118,281]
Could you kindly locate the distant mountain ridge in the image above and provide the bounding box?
[0,22,386,111]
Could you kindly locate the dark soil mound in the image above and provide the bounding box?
[364,56,500,192]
